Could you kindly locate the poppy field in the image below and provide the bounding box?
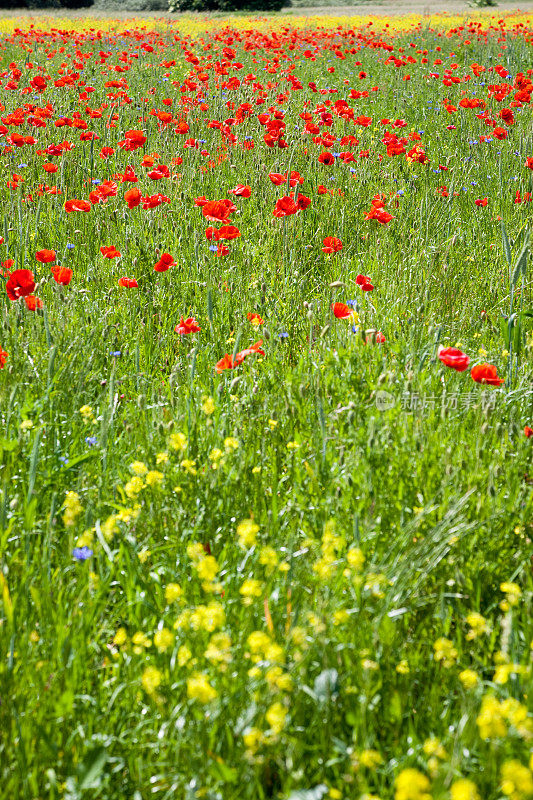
[1,10,533,800]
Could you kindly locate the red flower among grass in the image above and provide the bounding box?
[51,266,73,285]
[118,277,138,288]
[438,347,470,372]
[6,269,35,300]
[36,249,56,263]
[215,341,265,373]
[100,246,121,259]
[175,316,201,335]
[154,253,175,272]
[471,363,504,386]
[322,237,343,253]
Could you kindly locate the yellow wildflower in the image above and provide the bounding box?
[141,666,162,695]
[130,461,147,476]
[237,518,259,549]
[165,583,183,604]
[153,628,174,653]
[433,637,458,668]
[187,673,217,703]
[395,769,431,800]
[265,701,287,735]
[459,669,478,689]
[169,432,188,451]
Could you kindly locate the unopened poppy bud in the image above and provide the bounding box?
[230,376,241,390]
[320,324,330,338]
[261,283,266,293]
[329,280,345,289]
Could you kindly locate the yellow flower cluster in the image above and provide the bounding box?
[501,758,533,800]
[395,768,431,800]
[187,542,221,592]
[433,638,458,668]
[313,520,345,580]
[63,491,82,527]
[476,694,532,740]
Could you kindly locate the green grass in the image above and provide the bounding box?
[0,13,532,800]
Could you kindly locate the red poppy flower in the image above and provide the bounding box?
[215,340,265,373]
[202,199,234,223]
[296,194,311,211]
[438,347,470,372]
[471,363,504,386]
[229,184,251,198]
[64,199,91,213]
[0,347,7,369]
[318,151,335,166]
[247,312,264,325]
[100,246,121,259]
[36,249,56,263]
[118,277,138,288]
[273,196,298,218]
[524,426,533,438]
[154,253,175,272]
[175,316,201,335]
[216,225,240,240]
[124,188,142,209]
[6,269,35,300]
[24,295,43,311]
[356,274,374,291]
[118,129,147,151]
[475,198,488,207]
[526,157,533,170]
[51,266,73,286]
[332,302,354,319]
[142,193,170,210]
[205,227,219,241]
[322,237,342,253]
[269,173,286,186]
[364,206,393,225]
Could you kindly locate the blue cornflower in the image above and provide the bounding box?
[73,547,93,561]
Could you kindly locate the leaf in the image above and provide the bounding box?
[286,785,329,800]
[511,233,529,289]
[500,315,511,349]
[77,746,108,790]
[313,668,339,702]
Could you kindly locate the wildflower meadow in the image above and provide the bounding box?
[0,9,532,800]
